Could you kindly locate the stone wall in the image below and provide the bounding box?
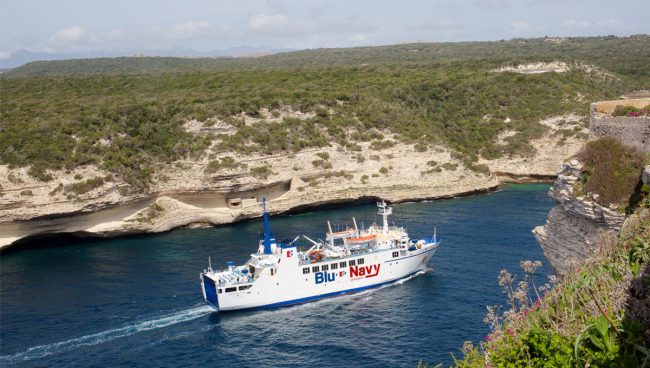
[589,98,650,152]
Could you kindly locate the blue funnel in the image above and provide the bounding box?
[262,197,272,254]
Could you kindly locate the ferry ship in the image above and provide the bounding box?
[200,199,440,311]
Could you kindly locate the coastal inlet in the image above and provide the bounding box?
[0,184,553,367]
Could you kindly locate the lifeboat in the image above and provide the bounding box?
[326,228,357,240]
[345,234,377,245]
[308,249,324,262]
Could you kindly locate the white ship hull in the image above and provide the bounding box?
[200,200,439,312]
[202,245,436,311]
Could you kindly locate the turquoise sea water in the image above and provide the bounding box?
[0,184,553,367]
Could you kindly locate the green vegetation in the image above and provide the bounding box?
[441,162,459,171]
[576,137,646,211]
[315,152,330,160]
[370,139,396,150]
[2,36,649,193]
[612,104,650,117]
[312,159,333,169]
[250,165,272,179]
[442,142,650,367]
[204,156,245,174]
[64,176,106,195]
[450,214,650,367]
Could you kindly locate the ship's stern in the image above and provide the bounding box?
[201,273,220,311]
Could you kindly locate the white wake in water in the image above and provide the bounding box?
[0,305,213,364]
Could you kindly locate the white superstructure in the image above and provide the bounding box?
[200,199,440,311]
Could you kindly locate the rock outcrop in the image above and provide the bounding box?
[0,112,588,250]
[533,160,630,275]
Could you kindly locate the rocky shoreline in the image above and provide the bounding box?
[0,113,587,252]
[0,175,501,252]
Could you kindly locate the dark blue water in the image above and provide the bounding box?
[1,184,553,367]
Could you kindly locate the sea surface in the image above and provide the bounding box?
[1,184,554,367]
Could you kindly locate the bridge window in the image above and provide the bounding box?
[349,260,356,266]
[218,289,223,294]
[322,264,329,271]
[330,263,338,270]
[303,267,310,274]
[339,261,347,268]
[392,251,399,258]
[239,285,252,291]
[225,287,236,293]
[358,258,364,265]
[312,266,319,273]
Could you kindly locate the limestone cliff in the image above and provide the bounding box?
[0,111,587,250]
[533,159,639,275]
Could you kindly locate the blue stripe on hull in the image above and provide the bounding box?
[214,268,425,313]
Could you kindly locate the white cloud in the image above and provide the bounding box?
[170,20,214,39]
[563,20,591,27]
[511,21,531,32]
[563,18,620,29]
[48,25,91,48]
[476,0,509,9]
[248,14,289,31]
[596,18,620,28]
[406,19,461,31]
[0,50,11,59]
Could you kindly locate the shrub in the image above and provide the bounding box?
[379,167,389,174]
[346,143,362,151]
[612,105,639,116]
[204,156,242,174]
[20,189,33,196]
[250,165,272,179]
[312,159,333,169]
[442,162,459,170]
[469,163,491,176]
[28,166,53,182]
[315,152,330,160]
[49,183,64,196]
[577,137,644,209]
[64,177,105,195]
[370,139,395,150]
[414,143,428,152]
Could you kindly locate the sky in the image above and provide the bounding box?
[1,0,648,63]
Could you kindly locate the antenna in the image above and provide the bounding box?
[377,200,392,236]
[353,217,358,232]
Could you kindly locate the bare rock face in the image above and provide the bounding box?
[533,207,612,275]
[549,160,626,228]
[533,159,626,275]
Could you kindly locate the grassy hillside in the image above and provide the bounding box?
[5,35,650,77]
[1,36,649,192]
